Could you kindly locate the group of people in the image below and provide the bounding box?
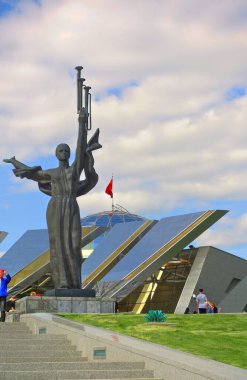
[185,288,218,314]
[196,288,218,314]
[184,288,218,314]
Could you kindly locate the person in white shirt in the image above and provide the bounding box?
[196,288,208,314]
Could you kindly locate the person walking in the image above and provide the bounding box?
[196,288,208,314]
[0,269,11,322]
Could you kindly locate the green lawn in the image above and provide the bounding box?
[58,313,247,369]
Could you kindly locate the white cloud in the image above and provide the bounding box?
[197,214,247,255]
[1,0,247,255]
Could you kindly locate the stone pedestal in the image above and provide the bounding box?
[44,289,96,297]
[6,311,21,322]
[15,296,115,314]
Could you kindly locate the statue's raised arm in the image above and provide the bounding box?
[72,107,88,178]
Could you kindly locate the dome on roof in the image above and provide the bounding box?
[81,204,146,229]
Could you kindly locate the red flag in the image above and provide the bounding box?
[105,178,113,198]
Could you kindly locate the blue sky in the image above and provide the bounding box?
[0,0,247,260]
[0,0,18,16]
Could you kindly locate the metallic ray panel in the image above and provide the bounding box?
[81,220,153,287]
[0,229,49,276]
[0,231,8,244]
[100,210,228,299]
[7,226,105,292]
[103,212,205,282]
[81,226,106,247]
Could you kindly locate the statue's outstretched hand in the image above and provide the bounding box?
[78,107,88,124]
[3,156,15,164]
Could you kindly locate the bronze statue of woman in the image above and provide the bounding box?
[3,107,101,289]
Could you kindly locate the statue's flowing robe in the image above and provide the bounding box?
[45,166,82,289]
[13,156,98,289]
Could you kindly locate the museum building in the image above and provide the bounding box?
[0,206,246,314]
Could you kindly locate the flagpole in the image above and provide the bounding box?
[111,174,114,213]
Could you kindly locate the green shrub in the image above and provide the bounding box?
[144,310,167,322]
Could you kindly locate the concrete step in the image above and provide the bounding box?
[0,350,83,359]
[0,333,67,340]
[0,362,145,371]
[0,335,68,340]
[4,356,88,363]
[0,329,31,334]
[0,322,30,330]
[0,345,79,353]
[0,332,36,338]
[0,321,159,380]
[0,368,155,380]
[2,340,77,349]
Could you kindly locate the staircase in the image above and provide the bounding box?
[0,322,162,380]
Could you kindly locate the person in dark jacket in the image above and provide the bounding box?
[0,269,11,322]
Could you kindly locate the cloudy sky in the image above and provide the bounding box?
[0,0,247,259]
